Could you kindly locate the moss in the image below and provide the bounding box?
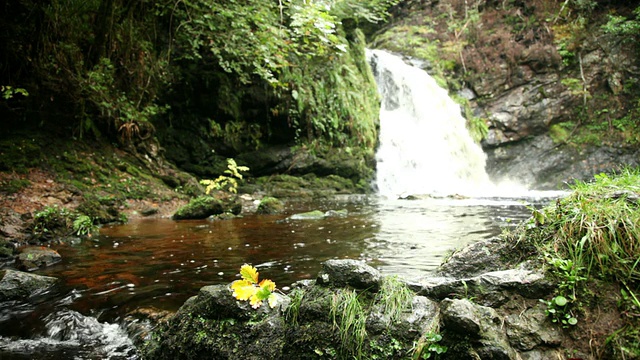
[0,240,14,258]
[0,178,31,194]
[549,122,572,144]
[0,137,43,173]
[172,196,225,220]
[256,197,284,215]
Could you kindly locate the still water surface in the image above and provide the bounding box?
[1,194,556,359]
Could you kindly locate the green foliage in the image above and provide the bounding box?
[330,289,368,359]
[602,6,640,38]
[520,169,640,284]
[541,295,579,328]
[72,214,98,237]
[33,205,73,238]
[375,276,414,326]
[285,289,305,325]
[413,331,448,359]
[200,158,249,195]
[0,178,31,194]
[1,86,29,100]
[33,205,98,240]
[82,57,169,141]
[162,0,384,150]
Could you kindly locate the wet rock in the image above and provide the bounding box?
[440,298,482,337]
[256,196,284,215]
[288,210,325,220]
[172,196,231,220]
[417,268,553,306]
[317,259,382,291]
[124,307,174,347]
[139,206,159,217]
[324,209,348,218]
[145,284,289,360]
[0,268,59,302]
[505,304,562,351]
[438,236,508,278]
[367,295,439,335]
[441,298,517,359]
[287,209,348,220]
[16,246,62,271]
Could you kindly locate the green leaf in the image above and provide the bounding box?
[568,317,578,325]
[554,296,568,307]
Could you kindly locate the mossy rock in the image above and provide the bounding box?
[256,197,284,215]
[76,195,122,224]
[0,239,14,258]
[172,196,225,220]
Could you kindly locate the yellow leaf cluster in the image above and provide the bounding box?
[230,264,278,309]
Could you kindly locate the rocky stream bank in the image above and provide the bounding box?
[138,237,622,360]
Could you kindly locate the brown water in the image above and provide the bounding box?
[36,196,539,316]
[0,195,555,359]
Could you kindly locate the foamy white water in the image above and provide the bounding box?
[368,49,514,198]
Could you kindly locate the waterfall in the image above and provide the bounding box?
[367,49,493,198]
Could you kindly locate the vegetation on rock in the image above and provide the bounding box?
[507,168,640,358]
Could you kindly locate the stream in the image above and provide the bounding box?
[0,194,561,359]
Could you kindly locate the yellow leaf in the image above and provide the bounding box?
[249,294,263,309]
[231,279,257,301]
[259,279,276,292]
[239,264,259,284]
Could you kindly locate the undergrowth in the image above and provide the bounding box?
[511,167,640,356]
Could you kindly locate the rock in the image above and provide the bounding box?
[16,246,62,271]
[440,298,482,337]
[438,236,508,278]
[288,210,325,220]
[317,259,382,291]
[123,307,174,347]
[139,207,159,217]
[418,268,553,306]
[368,294,440,336]
[324,209,348,218]
[287,209,348,220]
[506,304,562,351]
[441,298,518,359]
[485,135,640,190]
[256,197,284,215]
[0,268,59,302]
[172,196,225,220]
[144,284,289,360]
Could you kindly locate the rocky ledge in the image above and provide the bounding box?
[141,237,606,360]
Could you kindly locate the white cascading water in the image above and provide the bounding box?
[368,49,494,198]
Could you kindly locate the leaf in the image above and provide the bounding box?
[259,279,276,292]
[231,279,257,301]
[249,294,263,309]
[568,317,578,325]
[268,293,278,308]
[554,296,568,307]
[239,264,259,283]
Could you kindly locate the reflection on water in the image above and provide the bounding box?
[1,194,557,359]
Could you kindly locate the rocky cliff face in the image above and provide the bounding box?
[372,0,640,189]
